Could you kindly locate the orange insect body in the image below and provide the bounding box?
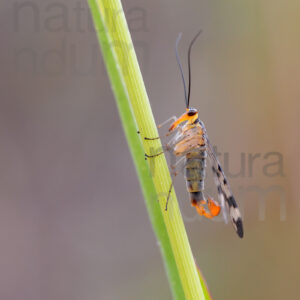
[145,31,243,237]
[168,109,221,219]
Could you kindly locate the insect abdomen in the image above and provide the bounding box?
[184,151,207,203]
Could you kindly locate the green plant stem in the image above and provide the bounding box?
[88,1,211,299]
[87,2,184,299]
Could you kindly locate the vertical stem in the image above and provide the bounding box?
[88,1,211,299]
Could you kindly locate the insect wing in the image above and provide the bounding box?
[206,138,244,238]
[217,184,229,224]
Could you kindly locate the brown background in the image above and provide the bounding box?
[0,0,299,299]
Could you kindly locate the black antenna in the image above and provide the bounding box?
[175,33,188,108]
[187,30,202,108]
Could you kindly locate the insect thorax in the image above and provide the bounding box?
[173,121,206,156]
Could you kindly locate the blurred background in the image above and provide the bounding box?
[0,0,299,299]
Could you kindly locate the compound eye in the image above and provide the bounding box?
[187,109,197,116]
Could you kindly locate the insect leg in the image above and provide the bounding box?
[165,156,185,211]
[170,155,185,170]
[145,151,164,159]
[137,130,160,140]
[144,131,183,159]
[158,116,177,129]
[144,136,160,141]
[165,182,173,211]
[165,129,186,150]
[139,116,178,140]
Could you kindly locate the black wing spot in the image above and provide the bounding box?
[223,178,227,185]
[234,218,244,238]
[228,196,238,208]
[212,166,221,177]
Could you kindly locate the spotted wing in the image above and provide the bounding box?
[206,138,244,238]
